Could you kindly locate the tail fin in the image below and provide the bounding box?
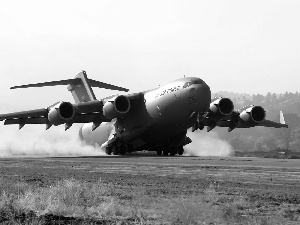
[280,110,286,124]
[11,71,129,103]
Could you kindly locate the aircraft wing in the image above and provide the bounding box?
[202,107,288,132]
[0,100,111,130]
[0,71,134,130]
[0,108,48,122]
[209,119,288,128]
[254,119,288,128]
[0,91,143,130]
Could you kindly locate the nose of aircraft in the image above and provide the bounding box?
[195,80,211,112]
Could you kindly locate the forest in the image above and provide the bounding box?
[213,91,300,152]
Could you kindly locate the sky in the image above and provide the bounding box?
[0,0,300,111]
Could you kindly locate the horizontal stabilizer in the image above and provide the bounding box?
[11,78,129,92]
[11,78,78,89]
[88,79,129,92]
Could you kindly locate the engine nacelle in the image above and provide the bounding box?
[103,95,130,119]
[239,106,266,126]
[208,97,234,120]
[48,102,76,126]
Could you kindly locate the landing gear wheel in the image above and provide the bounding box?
[178,146,184,155]
[105,146,112,155]
[163,149,169,156]
[112,145,119,155]
[156,149,162,156]
[170,146,177,156]
[127,144,133,153]
[119,145,127,155]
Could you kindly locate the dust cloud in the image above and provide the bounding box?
[185,129,234,157]
[0,125,234,157]
[0,125,105,157]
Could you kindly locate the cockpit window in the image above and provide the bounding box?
[183,82,192,88]
[183,79,205,88]
[193,79,203,84]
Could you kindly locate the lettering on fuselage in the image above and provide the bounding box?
[155,85,181,98]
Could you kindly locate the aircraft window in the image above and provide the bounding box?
[183,82,192,88]
[193,80,203,84]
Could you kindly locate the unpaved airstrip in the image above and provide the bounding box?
[1,154,300,224]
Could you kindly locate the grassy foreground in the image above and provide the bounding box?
[0,178,298,224]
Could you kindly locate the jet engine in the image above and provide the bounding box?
[208,97,234,120]
[239,106,266,126]
[48,102,76,126]
[103,95,130,119]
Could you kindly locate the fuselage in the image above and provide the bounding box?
[80,77,211,150]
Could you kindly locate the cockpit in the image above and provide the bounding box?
[183,79,205,88]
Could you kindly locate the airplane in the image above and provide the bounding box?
[0,71,288,156]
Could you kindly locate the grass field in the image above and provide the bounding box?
[0,156,300,224]
[2,178,296,224]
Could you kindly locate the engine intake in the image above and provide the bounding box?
[208,98,234,120]
[239,106,266,125]
[103,95,130,119]
[48,102,76,126]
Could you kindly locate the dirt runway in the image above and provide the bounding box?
[1,154,300,202]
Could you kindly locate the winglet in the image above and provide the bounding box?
[280,110,286,124]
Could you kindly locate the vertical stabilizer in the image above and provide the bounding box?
[67,71,96,103]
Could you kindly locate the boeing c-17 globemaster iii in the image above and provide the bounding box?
[0,71,288,156]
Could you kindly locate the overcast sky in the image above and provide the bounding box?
[0,0,299,111]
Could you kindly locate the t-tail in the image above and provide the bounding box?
[11,71,129,103]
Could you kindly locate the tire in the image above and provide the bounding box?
[112,145,119,155]
[156,149,162,156]
[105,147,112,155]
[127,144,133,153]
[119,145,127,155]
[163,149,169,156]
[170,146,176,156]
[178,146,184,155]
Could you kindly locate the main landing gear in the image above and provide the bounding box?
[156,146,184,156]
[105,142,133,155]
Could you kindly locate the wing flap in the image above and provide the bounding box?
[4,117,48,125]
[2,113,110,126]
[216,120,236,127]
[256,120,288,128]
[0,108,48,121]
